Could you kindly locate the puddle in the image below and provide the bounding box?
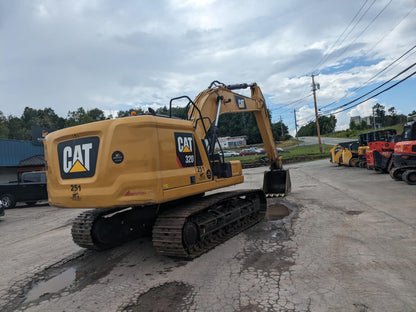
[123,282,193,312]
[21,249,127,304]
[25,267,77,302]
[0,247,135,311]
[241,249,295,273]
[266,204,290,220]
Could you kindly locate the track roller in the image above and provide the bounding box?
[402,169,416,185]
[389,167,405,181]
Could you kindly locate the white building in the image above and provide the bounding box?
[350,116,372,126]
[216,136,247,149]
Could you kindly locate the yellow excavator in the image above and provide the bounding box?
[44,81,291,258]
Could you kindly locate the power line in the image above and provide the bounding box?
[270,93,312,112]
[278,1,415,130]
[333,0,393,63]
[295,63,416,125]
[362,6,416,59]
[320,43,416,110]
[316,0,377,73]
[324,68,416,116]
[310,0,370,74]
[322,61,416,114]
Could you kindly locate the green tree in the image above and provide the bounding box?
[66,108,92,127]
[7,116,29,140]
[217,111,289,144]
[3,107,66,140]
[66,107,105,127]
[271,121,289,140]
[0,111,9,139]
[19,107,65,131]
[298,121,316,136]
[298,115,337,136]
[87,108,106,121]
[385,107,397,126]
[168,106,188,119]
[320,115,337,134]
[373,103,386,126]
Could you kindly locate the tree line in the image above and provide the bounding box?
[297,104,415,137]
[349,104,412,131]
[0,106,290,144]
[297,115,337,137]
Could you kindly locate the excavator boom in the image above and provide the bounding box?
[188,82,290,194]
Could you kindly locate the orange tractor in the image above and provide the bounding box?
[389,118,416,184]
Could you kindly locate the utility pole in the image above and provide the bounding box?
[311,74,322,153]
[372,106,376,130]
[280,115,284,141]
[293,109,299,145]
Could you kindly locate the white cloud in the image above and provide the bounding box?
[0,0,415,137]
[297,105,316,127]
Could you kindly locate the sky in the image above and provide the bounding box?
[1,0,415,135]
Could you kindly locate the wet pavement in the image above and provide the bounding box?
[0,159,415,311]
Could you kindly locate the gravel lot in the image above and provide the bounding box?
[0,159,415,312]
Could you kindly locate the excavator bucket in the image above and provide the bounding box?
[263,169,291,196]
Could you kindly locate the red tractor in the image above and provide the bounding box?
[364,129,397,172]
[389,119,416,185]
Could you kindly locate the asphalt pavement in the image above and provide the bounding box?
[0,159,415,312]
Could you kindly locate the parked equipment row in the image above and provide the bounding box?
[329,117,416,185]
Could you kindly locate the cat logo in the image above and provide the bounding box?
[58,137,99,179]
[174,132,194,168]
[174,132,204,168]
[63,143,92,173]
[177,135,193,153]
[235,95,247,109]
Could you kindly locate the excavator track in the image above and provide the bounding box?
[152,189,266,259]
[71,207,154,250]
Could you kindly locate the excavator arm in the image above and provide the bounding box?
[187,81,291,195]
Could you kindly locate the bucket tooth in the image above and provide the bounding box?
[263,169,291,196]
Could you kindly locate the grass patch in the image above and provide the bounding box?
[229,144,332,165]
[281,144,332,159]
[325,124,405,139]
[277,138,300,148]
